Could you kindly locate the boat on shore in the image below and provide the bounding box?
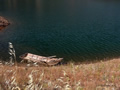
[20,53,63,66]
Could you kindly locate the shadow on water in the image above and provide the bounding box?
[1,40,120,63]
[0,42,9,61]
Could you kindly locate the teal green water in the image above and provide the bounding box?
[0,0,120,61]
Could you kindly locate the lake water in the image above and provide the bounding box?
[0,0,120,61]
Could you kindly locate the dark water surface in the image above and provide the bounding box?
[0,0,120,61]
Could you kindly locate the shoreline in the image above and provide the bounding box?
[0,16,10,30]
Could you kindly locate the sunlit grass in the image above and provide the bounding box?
[0,58,120,89]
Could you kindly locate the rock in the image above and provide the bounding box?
[0,16,10,30]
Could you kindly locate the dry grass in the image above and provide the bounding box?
[0,58,120,90]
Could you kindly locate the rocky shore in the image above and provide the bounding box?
[0,16,10,30]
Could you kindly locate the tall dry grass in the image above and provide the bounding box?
[0,58,120,90]
[0,42,120,89]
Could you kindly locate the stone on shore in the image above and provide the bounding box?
[0,16,10,30]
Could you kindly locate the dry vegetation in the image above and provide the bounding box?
[0,58,120,90]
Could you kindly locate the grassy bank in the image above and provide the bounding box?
[0,58,120,90]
